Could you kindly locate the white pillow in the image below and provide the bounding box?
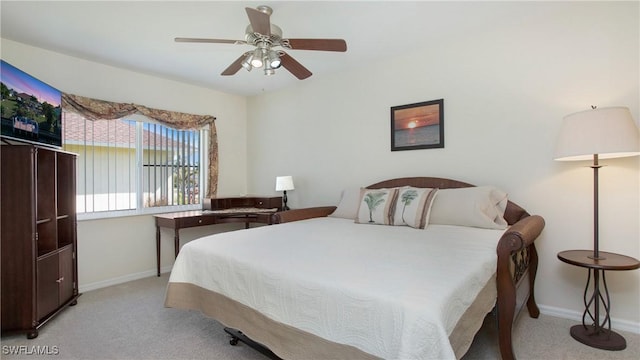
[429,186,508,229]
[392,186,439,229]
[329,187,361,219]
[355,188,398,225]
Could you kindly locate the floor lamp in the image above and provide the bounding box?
[554,106,640,349]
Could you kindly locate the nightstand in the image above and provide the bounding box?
[557,250,640,350]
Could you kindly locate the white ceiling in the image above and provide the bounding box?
[1,1,515,96]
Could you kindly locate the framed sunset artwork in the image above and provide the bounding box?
[391,99,444,151]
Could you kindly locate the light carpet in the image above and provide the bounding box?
[1,274,638,359]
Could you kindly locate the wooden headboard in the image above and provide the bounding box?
[366,177,530,226]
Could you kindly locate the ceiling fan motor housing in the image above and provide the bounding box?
[245,24,283,46]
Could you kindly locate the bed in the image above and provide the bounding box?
[165,177,545,360]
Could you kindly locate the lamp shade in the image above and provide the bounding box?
[275,176,294,191]
[554,107,640,161]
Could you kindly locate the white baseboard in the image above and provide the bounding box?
[539,304,640,335]
[79,265,173,293]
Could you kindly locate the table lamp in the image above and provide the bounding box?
[554,106,639,259]
[275,176,295,210]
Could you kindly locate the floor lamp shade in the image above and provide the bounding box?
[554,107,640,161]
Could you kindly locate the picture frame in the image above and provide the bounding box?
[391,99,444,151]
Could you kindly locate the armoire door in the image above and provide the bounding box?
[36,252,59,321]
[58,245,75,304]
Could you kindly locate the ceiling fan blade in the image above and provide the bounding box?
[175,37,246,45]
[280,53,312,80]
[245,7,271,36]
[221,54,247,76]
[285,39,347,52]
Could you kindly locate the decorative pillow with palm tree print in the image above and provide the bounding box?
[392,187,439,229]
[355,188,399,225]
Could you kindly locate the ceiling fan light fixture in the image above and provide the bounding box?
[263,55,275,75]
[267,50,281,69]
[250,48,264,67]
[241,53,253,71]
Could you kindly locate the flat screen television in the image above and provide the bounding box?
[1,60,62,148]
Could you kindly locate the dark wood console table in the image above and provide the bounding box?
[557,250,640,350]
[154,196,282,276]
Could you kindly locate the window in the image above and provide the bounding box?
[63,112,206,218]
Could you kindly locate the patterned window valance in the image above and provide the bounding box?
[61,93,219,197]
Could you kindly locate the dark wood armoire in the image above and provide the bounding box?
[1,144,80,338]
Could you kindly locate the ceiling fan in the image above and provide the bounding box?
[175,5,347,80]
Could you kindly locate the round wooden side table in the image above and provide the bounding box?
[557,250,640,350]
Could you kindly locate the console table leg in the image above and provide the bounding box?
[156,225,161,277]
[174,228,180,259]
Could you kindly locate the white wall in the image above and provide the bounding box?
[1,39,249,289]
[246,2,640,330]
[2,1,638,333]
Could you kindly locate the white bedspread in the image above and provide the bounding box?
[169,217,505,359]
